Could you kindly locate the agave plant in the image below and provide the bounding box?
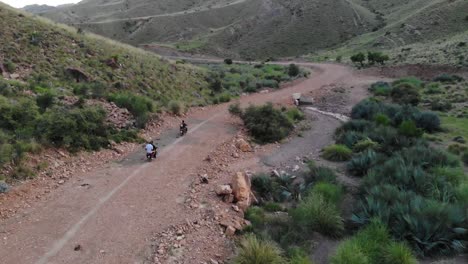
[347,149,379,177]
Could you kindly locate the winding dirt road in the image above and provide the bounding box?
[0,63,380,264]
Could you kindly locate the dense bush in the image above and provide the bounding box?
[331,220,417,264]
[37,106,111,152]
[398,120,423,137]
[373,113,391,126]
[433,74,464,83]
[233,235,287,264]
[353,138,379,152]
[288,64,300,77]
[322,144,353,161]
[415,111,440,132]
[285,108,305,122]
[310,182,343,206]
[347,150,379,177]
[350,52,366,67]
[224,58,233,65]
[304,165,338,185]
[291,193,344,237]
[367,51,389,65]
[391,83,420,105]
[241,103,294,143]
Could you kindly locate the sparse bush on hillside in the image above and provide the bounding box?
[241,103,294,143]
[373,113,391,126]
[229,102,243,116]
[367,51,389,65]
[288,64,300,77]
[353,138,379,152]
[304,165,338,185]
[233,235,287,264]
[322,144,353,161]
[167,100,182,115]
[415,111,440,132]
[310,182,343,206]
[398,120,423,137]
[347,150,379,177]
[4,60,16,73]
[462,151,468,165]
[285,108,305,122]
[224,58,233,65]
[433,74,464,84]
[350,52,366,67]
[108,92,154,127]
[36,92,56,112]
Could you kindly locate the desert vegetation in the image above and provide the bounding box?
[233,76,467,263]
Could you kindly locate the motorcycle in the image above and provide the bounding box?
[146,150,157,162]
[180,125,188,136]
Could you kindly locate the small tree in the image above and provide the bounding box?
[375,54,389,65]
[288,64,300,77]
[350,53,366,67]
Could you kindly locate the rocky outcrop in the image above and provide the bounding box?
[235,138,252,152]
[231,172,251,212]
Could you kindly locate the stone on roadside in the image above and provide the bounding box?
[215,185,232,196]
[0,182,10,193]
[225,226,236,236]
[235,138,252,152]
[231,172,251,211]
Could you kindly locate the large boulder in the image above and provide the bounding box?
[231,172,251,211]
[235,138,252,152]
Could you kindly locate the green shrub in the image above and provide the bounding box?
[304,166,337,185]
[108,92,154,127]
[424,83,443,94]
[430,100,452,112]
[291,194,344,237]
[288,64,300,77]
[285,108,305,122]
[462,151,468,165]
[288,247,314,264]
[431,166,465,186]
[11,164,35,180]
[36,92,56,112]
[398,120,423,137]
[336,131,367,148]
[252,174,275,199]
[393,77,424,89]
[36,106,110,151]
[373,113,391,126]
[391,83,420,105]
[331,240,370,264]
[233,235,287,264]
[241,103,294,143]
[217,92,231,103]
[368,51,389,65]
[350,52,366,67]
[415,111,440,132]
[310,182,343,206]
[4,60,16,73]
[322,144,353,161]
[332,220,417,264]
[384,242,417,264]
[353,138,379,152]
[245,207,266,228]
[224,58,233,65]
[167,100,182,115]
[447,143,468,155]
[229,103,243,116]
[433,74,464,83]
[263,202,283,212]
[347,150,379,177]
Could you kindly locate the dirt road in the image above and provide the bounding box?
[0,63,379,264]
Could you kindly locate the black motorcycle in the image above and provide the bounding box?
[180,125,188,136]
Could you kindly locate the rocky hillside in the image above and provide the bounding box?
[38,0,378,59]
[22,4,57,14]
[0,4,209,180]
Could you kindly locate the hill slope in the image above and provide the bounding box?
[39,0,378,59]
[0,4,208,179]
[37,0,468,62]
[308,0,468,65]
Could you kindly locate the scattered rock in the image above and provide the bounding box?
[271,169,280,177]
[235,139,252,152]
[200,174,209,184]
[58,180,65,184]
[215,185,232,196]
[0,182,10,193]
[222,194,234,203]
[292,165,300,172]
[210,259,219,264]
[66,67,89,82]
[74,244,81,251]
[232,205,240,212]
[225,226,236,236]
[453,136,466,144]
[232,152,240,158]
